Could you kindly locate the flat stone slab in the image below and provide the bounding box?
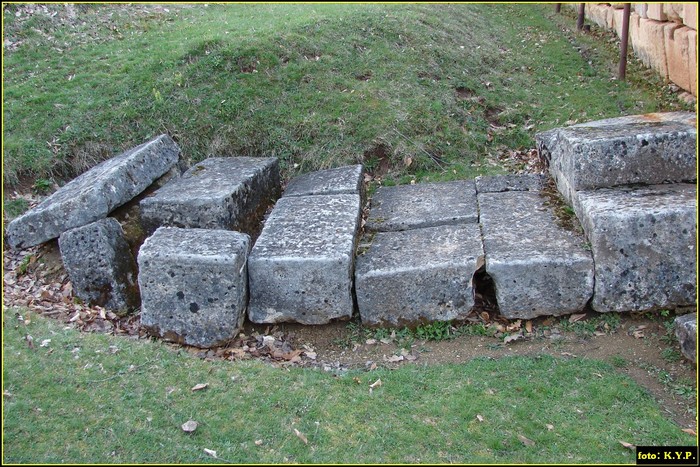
[283,165,364,199]
[355,224,484,327]
[140,157,280,235]
[138,227,250,348]
[59,218,139,312]
[674,313,697,363]
[6,134,181,249]
[574,183,696,313]
[366,180,478,232]
[248,194,361,325]
[475,174,547,193]
[536,112,696,204]
[479,191,594,319]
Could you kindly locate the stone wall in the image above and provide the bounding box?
[565,3,697,96]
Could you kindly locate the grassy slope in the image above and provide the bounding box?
[2,3,691,191]
[3,311,695,464]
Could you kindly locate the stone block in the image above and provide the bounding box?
[535,112,697,204]
[138,227,250,348]
[663,3,684,23]
[355,224,484,328]
[475,174,547,194]
[7,135,181,250]
[632,18,670,78]
[683,4,696,30]
[283,165,364,200]
[479,191,594,320]
[634,3,647,19]
[586,3,613,28]
[248,194,361,325]
[647,4,667,22]
[366,180,478,232]
[140,157,280,236]
[665,26,693,93]
[59,218,139,312]
[689,29,697,95]
[574,184,696,313]
[674,313,697,363]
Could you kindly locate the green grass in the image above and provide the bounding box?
[3,3,691,190]
[3,310,695,464]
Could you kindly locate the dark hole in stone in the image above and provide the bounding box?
[472,265,500,318]
[177,291,184,300]
[190,302,200,313]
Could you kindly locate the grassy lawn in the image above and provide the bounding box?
[2,3,691,193]
[3,310,695,464]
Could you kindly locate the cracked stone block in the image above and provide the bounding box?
[137,227,250,348]
[479,191,594,319]
[674,313,697,363]
[574,184,696,313]
[283,164,364,201]
[7,135,181,250]
[536,112,696,204]
[248,194,361,325]
[59,218,139,313]
[140,157,280,236]
[366,180,478,232]
[355,224,484,327]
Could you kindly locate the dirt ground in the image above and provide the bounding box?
[3,239,697,432]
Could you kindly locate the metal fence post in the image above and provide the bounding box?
[577,4,585,30]
[619,4,631,80]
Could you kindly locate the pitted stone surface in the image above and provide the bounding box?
[140,157,280,235]
[574,184,696,313]
[59,218,139,312]
[536,112,696,204]
[674,313,697,363]
[475,174,547,193]
[355,224,484,327]
[138,227,250,348]
[479,191,594,319]
[6,135,181,249]
[366,180,478,232]
[283,165,364,200]
[248,194,361,325]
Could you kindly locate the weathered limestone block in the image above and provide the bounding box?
[632,18,670,78]
[355,224,484,328]
[59,218,139,312]
[683,4,696,30]
[475,174,546,194]
[248,194,361,325]
[7,135,181,250]
[665,26,693,93]
[585,3,612,28]
[140,157,280,236]
[647,4,667,22]
[634,3,648,19]
[674,313,697,363]
[366,180,478,232]
[479,191,594,320]
[574,184,696,313]
[536,112,697,205]
[689,28,697,95]
[283,165,364,201]
[663,3,684,23]
[138,227,250,348]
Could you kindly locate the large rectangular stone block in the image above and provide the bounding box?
[574,184,696,313]
[479,191,594,320]
[647,4,667,22]
[536,112,697,204]
[366,180,478,232]
[665,26,694,93]
[140,156,280,236]
[138,227,250,348]
[248,194,361,324]
[7,135,181,250]
[283,165,364,200]
[632,18,670,78]
[355,224,484,328]
[59,218,139,312]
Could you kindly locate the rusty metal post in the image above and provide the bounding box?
[618,4,631,80]
[577,4,585,30]
[555,4,561,13]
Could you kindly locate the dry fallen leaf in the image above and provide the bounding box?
[191,383,209,392]
[203,448,217,458]
[365,339,377,345]
[25,334,34,349]
[255,439,263,446]
[369,379,382,389]
[181,420,198,433]
[476,414,485,422]
[384,354,404,363]
[506,319,522,332]
[569,313,586,323]
[294,428,308,445]
[480,311,490,322]
[504,333,521,344]
[517,434,535,446]
[525,320,533,334]
[619,440,635,450]
[681,428,696,436]
[633,330,645,339]
[40,339,51,347]
[546,424,554,431]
